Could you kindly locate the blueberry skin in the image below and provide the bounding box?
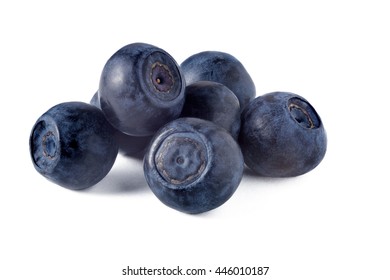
[99,42,186,136]
[144,117,244,214]
[29,102,118,190]
[180,81,241,139]
[90,92,152,159]
[180,51,256,110]
[239,92,327,177]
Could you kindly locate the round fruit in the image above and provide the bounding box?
[90,92,152,159]
[239,92,327,177]
[144,118,244,214]
[29,102,118,189]
[99,42,185,136]
[181,51,256,110]
[180,81,241,139]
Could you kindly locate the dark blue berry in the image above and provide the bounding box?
[99,42,185,136]
[180,81,241,139]
[29,102,118,189]
[239,92,327,177]
[90,92,152,159]
[144,118,244,214]
[180,51,256,110]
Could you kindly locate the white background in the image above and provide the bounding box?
[1,1,389,279]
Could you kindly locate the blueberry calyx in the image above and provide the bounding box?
[288,97,320,129]
[151,62,174,92]
[30,119,60,171]
[42,131,57,158]
[154,133,208,186]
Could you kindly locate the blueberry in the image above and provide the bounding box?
[180,51,256,110]
[180,81,241,139]
[29,102,118,190]
[90,92,152,159]
[239,92,327,177]
[144,117,244,214]
[99,42,185,136]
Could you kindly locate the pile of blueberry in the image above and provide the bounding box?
[29,42,327,214]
